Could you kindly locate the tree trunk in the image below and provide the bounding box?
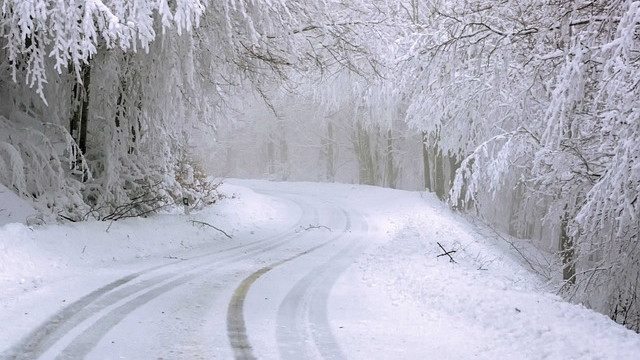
[267,140,275,177]
[560,209,576,284]
[326,122,335,181]
[410,0,419,23]
[115,64,140,154]
[508,183,522,237]
[448,154,458,192]
[422,131,432,191]
[70,62,91,181]
[435,149,445,199]
[78,64,90,158]
[355,121,375,185]
[279,118,288,180]
[386,130,397,189]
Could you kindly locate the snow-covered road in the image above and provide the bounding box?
[226,188,369,360]
[1,182,373,359]
[2,180,640,359]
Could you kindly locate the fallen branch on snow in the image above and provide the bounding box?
[437,242,457,263]
[190,220,232,239]
[304,224,332,231]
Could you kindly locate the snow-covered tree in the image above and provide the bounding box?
[0,0,388,220]
[0,0,213,220]
[566,1,640,331]
[400,0,640,330]
[3,0,639,332]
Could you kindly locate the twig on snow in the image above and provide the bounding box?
[304,224,332,232]
[57,212,77,222]
[190,220,232,239]
[437,242,457,263]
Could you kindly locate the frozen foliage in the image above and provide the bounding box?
[204,0,640,331]
[0,0,217,220]
[0,0,380,220]
[405,0,640,330]
[0,115,87,218]
[2,0,639,333]
[570,1,640,330]
[1,0,204,99]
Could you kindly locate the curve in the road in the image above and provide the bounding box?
[1,194,318,360]
[276,240,367,360]
[227,206,364,360]
[54,229,320,360]
[226,241,333,360]
[276,208,368,360]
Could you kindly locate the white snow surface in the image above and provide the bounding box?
[0,183,37,227]
[0,179,639,359]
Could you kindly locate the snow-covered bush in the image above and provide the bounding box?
[0,115,87,220]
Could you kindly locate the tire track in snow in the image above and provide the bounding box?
[0,272,146,360]
[275,241,367,360]
[226,242,332,360]
[276,209,368,360]
[52,239,300,359]
[226,208,355,360]
[1,194,317,360]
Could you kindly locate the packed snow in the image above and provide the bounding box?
[1,179,639,359]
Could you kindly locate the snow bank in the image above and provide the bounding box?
[2,179,639,359]
[351,189,640,359]
[0,182,288,309]
[0,183,37,226]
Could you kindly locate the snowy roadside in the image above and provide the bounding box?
[1,179,640,359]
[328,187,640,359]
[0,182,293,351]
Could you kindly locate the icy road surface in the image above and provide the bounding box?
[2,180,640,359]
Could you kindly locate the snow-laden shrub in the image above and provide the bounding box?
[0,115,87,220]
